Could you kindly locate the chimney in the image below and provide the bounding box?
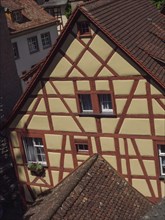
[0,1,22,125]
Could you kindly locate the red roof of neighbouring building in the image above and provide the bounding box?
[24,154,152,220]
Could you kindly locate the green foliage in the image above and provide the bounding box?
[151,0,165,9]
[28,163,43,172]
[65,3,72,19]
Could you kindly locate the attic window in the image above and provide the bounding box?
[77,21,91,38]
[12,10,23,23]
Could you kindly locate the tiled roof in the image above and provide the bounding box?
[24,154,152,220]
[142,197,165,219]
[80,0,165,88]
[1,0,57,35]
[18,0,165,89]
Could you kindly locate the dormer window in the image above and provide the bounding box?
[77,21,91,38]
[12,10,23,23]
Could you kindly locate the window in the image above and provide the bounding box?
[78,92,115,116]
[12,10,22,23]
[12,42,19,59]
[158,144,165,176]
[77,21,91,37]
[41,32,51,49]
[98,94,113,113]
[27,36,39,54]
[23,137,47,165]
[75,140,89,153]
[79,94,93,113]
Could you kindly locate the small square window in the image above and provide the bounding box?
[23,137,47,165]
[158,144,165,176]
[79,94,93,113]
[77,21,91,37]
[98,94,113,113]
[41,32,51,49]
[27,36,39,54]
[75,140,89,153]
[12,42,19,59]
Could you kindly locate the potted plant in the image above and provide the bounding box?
[28,163,45,176]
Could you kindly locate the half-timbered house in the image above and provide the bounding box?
[5,0,165,203]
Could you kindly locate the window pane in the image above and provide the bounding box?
[76,143,88,152]
[79,94,93,112]
[28,36,39,53]
[78,21,90,35]
[98,94,113,113]
[160,145,165,153]
[41,32,51,49]
[23,137,36,162]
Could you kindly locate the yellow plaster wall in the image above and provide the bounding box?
[154,119,165,136]
[77,117,97,132]
[150,180,158,197]
[13,148,23,164]
[61,34,84,62]
[130,159,143,175]
[65,135,71,150]
[103,155,117,170]
[116,99,127,114]
[48,98,68,113]
[17,166,27,182]
[127,99,148,114]
[108,50,140,76]
[135,139,154,156]
[100,137,115,151]
[98,67,114,77]
[64,154,74,169]
[119,138,125,155]
[120,119,151,135]
[31,186,41,197]
[101,118,119,133]
[77,81,90,90]
[77,154,89,161]
[36,99,46,112]
[52,116,81,132]
[132,179,151,197]
[113,80,134,95]
[152,99,165,115]
[48,152,61,167]
[134,80,147,95]
[90,32,114,60]
[69,69,84,78]
[10,115,29,129]
[127,139,136,155]
[121,159,127,175]
[44,82,56,94]
[45,134,62,150]
[28,116,50,130]
[10,131,19,147]
[91,137,97,153]
[143,160,156,176]
[161,182,165,197]
[51,171,59,186]
[95,80,110,90]
[64,98,78,113]
[54,81,74,94]
[77,51,102,77]
[50,53,72,78]
[150,84,162,95]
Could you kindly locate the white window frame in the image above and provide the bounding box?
[158,144,165,176]
[41,32,51,49]
[23,137,47,166]
[98,94,113,113]
[79,94,93,113]
[27,36,39,54]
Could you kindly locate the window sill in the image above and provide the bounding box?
[78,113,117,118]
[159,176,165,180]
[78,34,92,38]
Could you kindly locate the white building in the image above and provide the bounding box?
[2,0,58,89]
